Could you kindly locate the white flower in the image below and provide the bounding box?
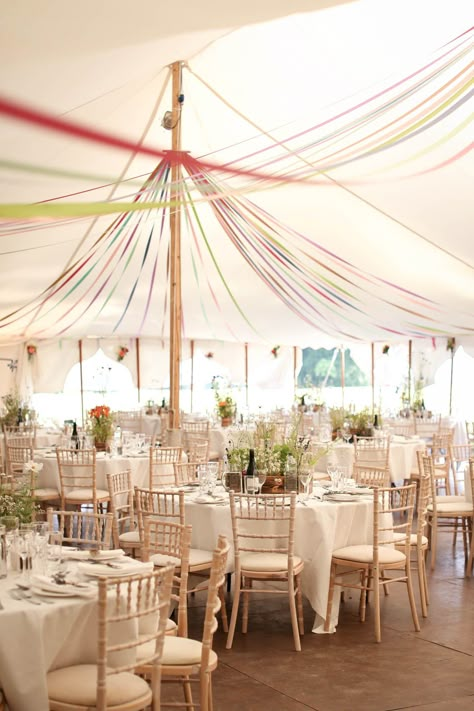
[23,460,43,475]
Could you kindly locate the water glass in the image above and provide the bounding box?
[245,476,259,494]
[298,471,312,500]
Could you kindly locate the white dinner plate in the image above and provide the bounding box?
[324,493,358,502]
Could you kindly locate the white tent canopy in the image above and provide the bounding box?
[0,0,472,351]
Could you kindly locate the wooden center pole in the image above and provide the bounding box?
[135,338,141,404]
[340,345,345,413]
[245,343,249,410]
[169,61,183,429]
[408,339,413,407]
[370,342,375,415]
[190,339,195,413]
[78,340,84,427]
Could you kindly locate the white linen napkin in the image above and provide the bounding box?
[78,559,154,577]
[30,575,96,597]
[62,549,126,561]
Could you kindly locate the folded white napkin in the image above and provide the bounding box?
[193,494,227,505]
[30,575,96,598]
[78,560,154,577]
[62,549,126,561]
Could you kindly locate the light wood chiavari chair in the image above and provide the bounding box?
[47,565,174,711]
[56,448,110,512]
[46,508,114,550]
[149,446,183,489]
[226,491,304,651]
[353,466,390,488]
[107,470,140,555]
[173,461,199,486]
[136,536,230,711]
[325,484,420,642]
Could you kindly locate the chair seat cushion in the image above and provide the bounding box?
[332,545,406,565]
[138,635,217,667]
[436,495,465,503]
[240,552,303,572]
[65,488,110,501]
[393,532,429,546]
[47,664,151,707]
[119,530,141,544]
[34,488,60,500]
[150,548,214,569]
[427,502,473,513]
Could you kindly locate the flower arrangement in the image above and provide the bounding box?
[446,337,456,353]
[0,391,30,427]
[271,345,280,358]
[382,344,390,355]
[88,404,114,444]
[26,344,37,361]
[117,345,129,362]
[205,352,214,359]
[217,396,235,420]
[0,477,40,523]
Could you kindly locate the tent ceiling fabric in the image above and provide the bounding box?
[0,0,472,348]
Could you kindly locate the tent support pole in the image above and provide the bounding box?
[245,343,249,410]
[340,345,345,413]
[169,60,183,429]
[136,338,141,404]
[370,342,375,416]
[408,340,412,407]
[293,346,298,403]
[449,349,454,416]
[78,340,84,428]
[190,339,195,412]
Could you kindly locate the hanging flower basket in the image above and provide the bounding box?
[26,344,37,362]
[382,344,390,355]
[446,337,455,353]
[117,345,129,362]
[271,345,280,358]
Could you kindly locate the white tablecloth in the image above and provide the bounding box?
[36,452,150,490]
[183,491,374,634]
[316,438,425,483]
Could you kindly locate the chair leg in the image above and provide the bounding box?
[226,573,241,649]
[183,675,195,711]
[200,672,211,711]
[324,562,337,632]
[373,565,381,643]
[359,569,369,622]
[406,564,421,633]
[218,584,228,633]
[417,548,428,618]
[430,518,437,571]
[242,577,251,634]
[288,574,302,651]
[295,573,304,636]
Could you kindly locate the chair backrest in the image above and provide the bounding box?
[353,466,389,488]
[186,435,209,464]
[173,461,199,486]
[372,484,416,564]
[200,535,230,672]
[149,447,182,488]
[417,452,445,510]
[466,422,474,443]
[5,443,34,477]
[56,447,97,505]
[182,420,210,436]
[47,508,114,549]
[415,451,432,540]
[353,436,391,470]
[430,434,453,474]
[116,410,143,433]
[449,443,474,496]
[229,492,297,566]
[135,488,185,542]
[391,422,415,437]
[106,469,135,548]
[142,519,191,637]
[96,564,174,711]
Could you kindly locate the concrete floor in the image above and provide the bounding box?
[163,533,474,711]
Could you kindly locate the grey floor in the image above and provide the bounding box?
[163,533,474,711]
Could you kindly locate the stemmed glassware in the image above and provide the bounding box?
[245,476,259,494]
[257,471,267,493]
[298,470,312,501]
[342,423,352,444]
[16,531,33,582]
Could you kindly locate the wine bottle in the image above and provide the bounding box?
[373,414,379,429]
[246,448,256,478]
[71,421,79,450]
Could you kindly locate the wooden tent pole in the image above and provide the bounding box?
[135,338,141,404]
[245,343,249,410]
[340,345,345,413]
[190,339,195,412]
[293,346,298,402]
[371,342,375,415]
[169,61,183,429]
[78,340,84,427]
[408,339,413,407]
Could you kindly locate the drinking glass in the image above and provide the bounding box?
[16,531,33,582]
[298,471,312,500]
[48,531,63,561]
[257,471,267,493]
[245,476,259,494]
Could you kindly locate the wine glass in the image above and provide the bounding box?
[257,471,267,493]
[245,476,259,495]
[298,470,312,501]
[342,423,352,444]
[16,531,33,582]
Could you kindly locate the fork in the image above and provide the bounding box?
[9,588,41,605]
[16,583,54,603]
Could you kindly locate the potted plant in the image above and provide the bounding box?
[87,405,114,450]
[348,408,373,438]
